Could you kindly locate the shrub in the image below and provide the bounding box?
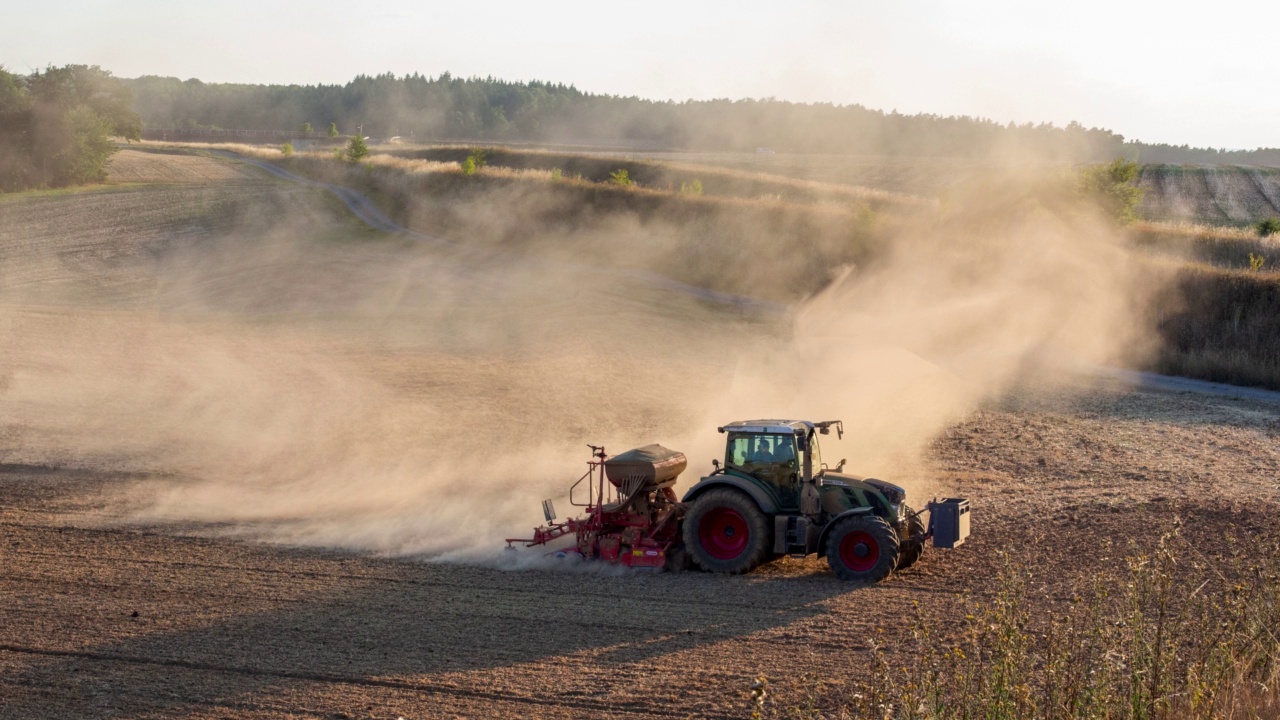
[460,149,487,176]
[549,167,563,181]
[327,122,338,138]
[1079,158,1145,224]
[281,142,294,156]
[1255,218,1280,237]
[1250,252,1266,271]
[680,178,703,195]
[345,133,368,162]
[300,122,312,134]
[609,168,632,186]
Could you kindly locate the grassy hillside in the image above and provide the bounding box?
[163,141,1280,390]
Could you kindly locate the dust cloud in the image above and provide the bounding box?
[0,160,1163,562]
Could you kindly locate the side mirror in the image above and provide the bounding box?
[542,499,557,522]
[836,458,847,471]
[712,459,721,470]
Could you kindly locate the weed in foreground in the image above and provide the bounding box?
[759,534,1279,720]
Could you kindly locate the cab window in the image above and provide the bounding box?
[726,432,799,496]
[727,432,794,467]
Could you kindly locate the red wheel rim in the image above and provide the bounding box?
[698,507,749,560]
[839,531,879,572]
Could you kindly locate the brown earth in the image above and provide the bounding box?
[1,148,1278,719]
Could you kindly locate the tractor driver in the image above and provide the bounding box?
[747,434,798,496]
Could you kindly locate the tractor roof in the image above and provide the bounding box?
[718,419,814,435]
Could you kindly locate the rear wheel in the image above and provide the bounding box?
[896,505,926,571]
[826,515,899,582]
[684,489,771,574]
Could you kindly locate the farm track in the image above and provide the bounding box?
[1,148,1278,718]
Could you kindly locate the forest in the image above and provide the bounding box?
[126,72,1270,163]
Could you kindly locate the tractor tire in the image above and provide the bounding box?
[684,489,772,575]
[826,515,899,583]
[895,505,926,571]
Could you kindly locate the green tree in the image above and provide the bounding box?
[0,64,141,191]
[608,168,632,186]
[328,121,338,137]
[345,132,367,162]
[1078,158,1145,224]
[281,141,294,156]
[300,122,312,133]
[0,66,33,191]
[1255,218,1280,237]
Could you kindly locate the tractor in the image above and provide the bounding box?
[505,419,969,582]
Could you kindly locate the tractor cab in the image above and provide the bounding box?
[716,419,843,513]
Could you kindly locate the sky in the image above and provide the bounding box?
[3,0,1274,149]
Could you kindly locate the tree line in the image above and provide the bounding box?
[0,65,140,192]
[125,72,1278,164]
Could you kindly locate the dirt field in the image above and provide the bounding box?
[2,148,1278,719]
[1138,164,1280,226]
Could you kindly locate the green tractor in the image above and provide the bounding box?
[679,419,968,582]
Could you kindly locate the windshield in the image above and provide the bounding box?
[726,432,794,467]
[809,434,823,471]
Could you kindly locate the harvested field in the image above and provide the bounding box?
[104,147,265,185]
[1,148,1278,718]
[2,382,1277,719]
[1138,164,1280,226]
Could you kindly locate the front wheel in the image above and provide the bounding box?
[684,489,771,574]
[826,515,899,583]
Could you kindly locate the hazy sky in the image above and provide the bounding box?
[3,1,1273,149]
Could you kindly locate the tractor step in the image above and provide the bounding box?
[774,515,816,556]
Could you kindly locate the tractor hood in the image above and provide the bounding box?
[820,472,907,505]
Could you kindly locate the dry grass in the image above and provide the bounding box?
[268,151,893,302]
[1150,261,1280,389]
[381,144,932,209]
[760,536,1280,720]
[1132,221,1280,275]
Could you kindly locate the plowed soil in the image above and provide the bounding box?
[2,149,1278,719]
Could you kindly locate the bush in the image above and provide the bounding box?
[281,142,294,156]
[328,122,339,138]
[461,149,486,176]
[1255,218,1280,237]
[609,168,632,186]
[1079,158,1145,224]
[345,133,368,162]
[680,178,703,195]
[549,167,562,181]
[300,122,312,134]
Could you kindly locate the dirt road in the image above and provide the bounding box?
[1,148,1278,719]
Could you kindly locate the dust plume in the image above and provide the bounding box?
[0,157,1164,561]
